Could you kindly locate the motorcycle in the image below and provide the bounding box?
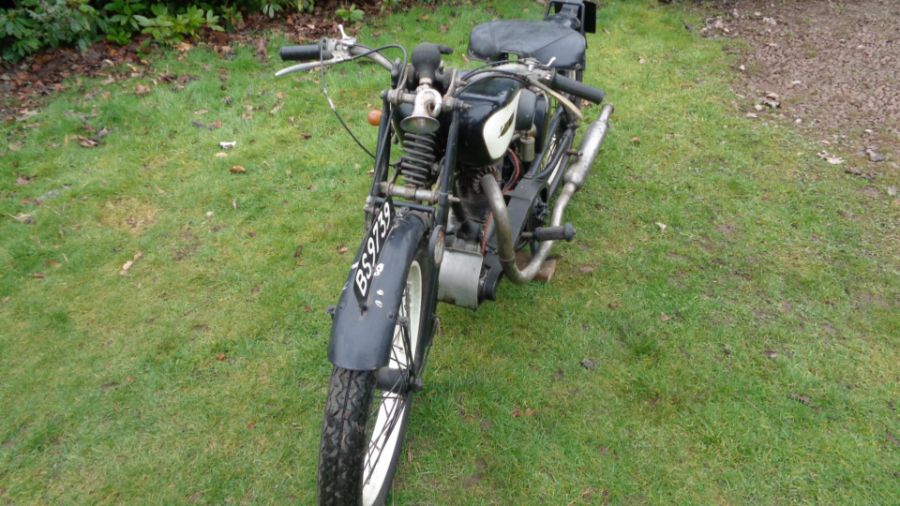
[276,1,611,503]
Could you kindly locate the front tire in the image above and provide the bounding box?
[318,257,430,506]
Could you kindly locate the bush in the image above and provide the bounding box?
[1,0,103,61]
[0,1,388,63]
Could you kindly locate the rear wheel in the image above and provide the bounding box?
[318,256,430,506]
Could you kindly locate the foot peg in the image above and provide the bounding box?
[532,224,576,242]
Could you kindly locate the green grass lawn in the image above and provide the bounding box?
[2,1,898,503]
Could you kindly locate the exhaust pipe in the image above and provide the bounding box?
[481,104,613,284]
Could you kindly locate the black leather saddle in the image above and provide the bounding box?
[467,20,586,70]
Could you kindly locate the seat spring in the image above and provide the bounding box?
[398,132,438,188]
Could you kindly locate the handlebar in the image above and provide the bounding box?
[280,41,332,62]
[549,73,605,104]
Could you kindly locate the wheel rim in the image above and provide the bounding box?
[361,260,422,505]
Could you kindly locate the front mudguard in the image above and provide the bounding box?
[328,213,429,371]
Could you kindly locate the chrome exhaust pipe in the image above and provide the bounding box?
[481,104,613,284]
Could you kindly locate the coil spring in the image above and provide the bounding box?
[398,132,438,188]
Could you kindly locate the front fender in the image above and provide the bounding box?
[328,213,429,371]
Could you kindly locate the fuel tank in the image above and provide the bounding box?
[457,76,524,167]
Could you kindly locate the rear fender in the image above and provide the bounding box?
[327,213,429,371]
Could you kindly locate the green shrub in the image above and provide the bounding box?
[0,0,393,63]
[1,0,102,61]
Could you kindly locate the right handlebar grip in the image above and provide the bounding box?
[550,73,605,104]
[279,42,332,62]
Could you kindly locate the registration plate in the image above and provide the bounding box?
[353,199,394,305]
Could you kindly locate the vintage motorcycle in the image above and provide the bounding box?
[276,1,611,503]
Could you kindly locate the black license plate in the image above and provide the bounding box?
[353,199,394,305]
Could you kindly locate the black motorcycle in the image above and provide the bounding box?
[276,1,611,503]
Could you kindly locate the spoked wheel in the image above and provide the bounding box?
[318,257,430,506]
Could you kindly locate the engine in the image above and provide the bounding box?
[438,78,550,309]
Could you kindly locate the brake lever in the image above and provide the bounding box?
[275,58,347,77]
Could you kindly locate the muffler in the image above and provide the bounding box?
[481,104,613,284]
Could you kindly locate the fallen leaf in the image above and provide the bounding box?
[48,259,60,268]
[194,109,208,115]
[844,167,876,180]
[638,57,646,64]
[763,350,778,359]
[176,41,193,53]
[32,272,45,279]
[209,120,222,130]
[230,165,246,174]
[13,213,34,224]
[864,147,885,163]
[119,251,143,275]
[789,392,813,407]
[887,186,897,197]
[301,132,312,140]
[580,358,597,370]
[15,174,34,186]
[660,312,671,322]
[255,38,268,62]
[77,136,98,148]
[817,152,844,165]
[630,136,641,145]
[135,84,151,96]
[337,245,349,254]
[247,421,257,430]
[8,142,22,151]
[216,353,227,361]
[579,265,595,274]
[219,141,237,150]
[656,222,668,232]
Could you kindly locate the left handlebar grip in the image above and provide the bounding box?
[279,42,332,62]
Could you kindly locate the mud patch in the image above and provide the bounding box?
[702,0,900,175]
[99,198,158,234]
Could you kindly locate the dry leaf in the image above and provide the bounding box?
[119,251,143,275]
[135,84,151,96]
[13,213,34,224]
[580,358,598,370]
[818,151,844,165]
[337,245,349,254]
[763,350,778,359]
[230,165,246,174]
[77,136,98,148]
[660,312,671,322]
[656,222,668,232]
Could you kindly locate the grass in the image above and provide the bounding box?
[1,0,898,504]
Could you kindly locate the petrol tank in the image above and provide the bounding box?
[456,76,524,167]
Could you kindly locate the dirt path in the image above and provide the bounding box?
[701,0,899,178]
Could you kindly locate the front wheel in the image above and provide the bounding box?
[318,257,429,506]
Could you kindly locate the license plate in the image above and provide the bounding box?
[353,199,394,305]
